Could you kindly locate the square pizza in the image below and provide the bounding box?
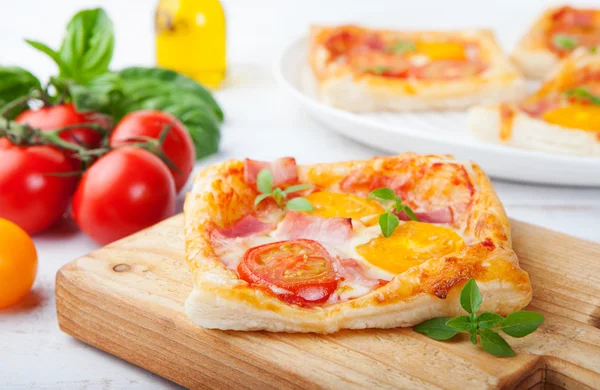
[308,25,526,112]
[512,5,600,79]
[469,47,600,156]
[183,154,532,333]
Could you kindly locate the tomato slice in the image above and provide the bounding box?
[411,60,485,80]
[237,239,339,306]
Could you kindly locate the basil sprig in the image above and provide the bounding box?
[414,278,544,357]
[254,170,315,212]
[565,87,600,106]
[387,40,416,55]
[368,188,418,237]
[552,34,578,50]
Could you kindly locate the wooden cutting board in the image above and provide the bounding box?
[56,214,600,389]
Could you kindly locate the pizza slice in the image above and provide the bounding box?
[513,5,600,79]
[469,47,600,156]
[183,154,532,333]
[308,25,526,112]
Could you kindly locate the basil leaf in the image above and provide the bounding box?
[370,65,390,75]
[478,330,515,357]
[388,40,416,54]
[286,197,314,212]
[59,8,114,82]
[565,87,600,106]
[24,40,65,70]
[401,205,419,221]
[283,183,314,195]
[553,34,577,50]
[254,193,271,206]
[0,66,41,110]
[445,316,472,331]
[379,212,399,238]
[118,67,223,122]
[69,72,124,116]
[414,317,460,341]
[256,169,273,194]
[477,312,504,329]
[496,311,544,338]
[369,188,396,201]
[460,279,482,315]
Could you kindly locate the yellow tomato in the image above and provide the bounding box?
[543,104,600,131]
[0,218,38,309]
[415,41,467,61]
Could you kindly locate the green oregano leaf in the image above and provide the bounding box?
[460,279,482,315]
[496,311,544,338]
[379,212,399,238]
[414,317,460,341]
[286,197,314,212]
[478,330,516,357]
[445,316,473,331]
[477,312,504,329]
[256,169,273,194]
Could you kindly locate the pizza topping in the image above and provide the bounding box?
[397,207,453,224]
[415,41,467,61]
[244,157,298,187]
[254,169,314,211]
[542,104,600,131]
[214,215,273,239]
[368,188,418,237]
[304,191,383,225]
[552,34,579,50]
[411,60,485,80]
[566,86,600,105]
[333,258,386,289]
[356,221,466,275]
[386,40,416,55]
[237,239,339,306]
[552,7,595,29]
[275,211,353,243]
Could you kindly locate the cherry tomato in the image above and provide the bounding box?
[0,218,38,309]
[72,147,176,245]
[110,110,195,193]
[16,104,105,150]
[238,239,339,306]
[0,139,77,235]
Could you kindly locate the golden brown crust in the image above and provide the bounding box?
[184,154,532,333]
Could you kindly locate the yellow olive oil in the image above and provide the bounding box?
[155,0,226,88]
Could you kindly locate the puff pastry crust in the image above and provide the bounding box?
[308,25,526,112]
[183,154,532,333]
[469,47,600,156]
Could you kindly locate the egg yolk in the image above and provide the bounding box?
[356,221,465,274]
[543,104,600,131]
[415,42,467,61]
[305,192,384,225]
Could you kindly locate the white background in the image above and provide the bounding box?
[1,0,600,388]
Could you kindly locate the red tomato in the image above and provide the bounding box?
[0,139,77,235]
[16,104,105,149]
[238,239,339,306]
[411,60,485,80]
[72,147,176,245]
[110,110,195,193]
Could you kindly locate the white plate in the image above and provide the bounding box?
[273,36,600,187]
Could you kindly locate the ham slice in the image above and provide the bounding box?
[244,157,297,187]
[553,7,595,28]
[276,211,352,243]
[334,258,385,289]
[215,215,273,238]
[397,207,454,224]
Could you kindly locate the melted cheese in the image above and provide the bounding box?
[543,104,600,131]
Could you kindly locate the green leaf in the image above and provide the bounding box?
[414,317,460,341]
[496,311,544,338]
[59,8,114,82]
[565,87,600,105]
[271,188,285,207]
[286,197,314,212]
[25,40,65,70]
[254,193,271,206]
[379,212,399,238]
[388,40,416,54]
[400,205,419,221]
[369,188,396,201]
[369,65,390,75]
[0,66,41,114]
[477,312,504,329]
[478,330,515,357]
[445,316,473,331]
[460,279,482,315]
[69,72,124,115]
[282,183,314,195]
[553,34,577,50]
[256,169,273,194]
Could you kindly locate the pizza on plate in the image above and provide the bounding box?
[469,47,600,156]
[512,5,600,79]
[183,154,532,333]
[308,25,526,112]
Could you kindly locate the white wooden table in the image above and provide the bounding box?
[1,0,599,388]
